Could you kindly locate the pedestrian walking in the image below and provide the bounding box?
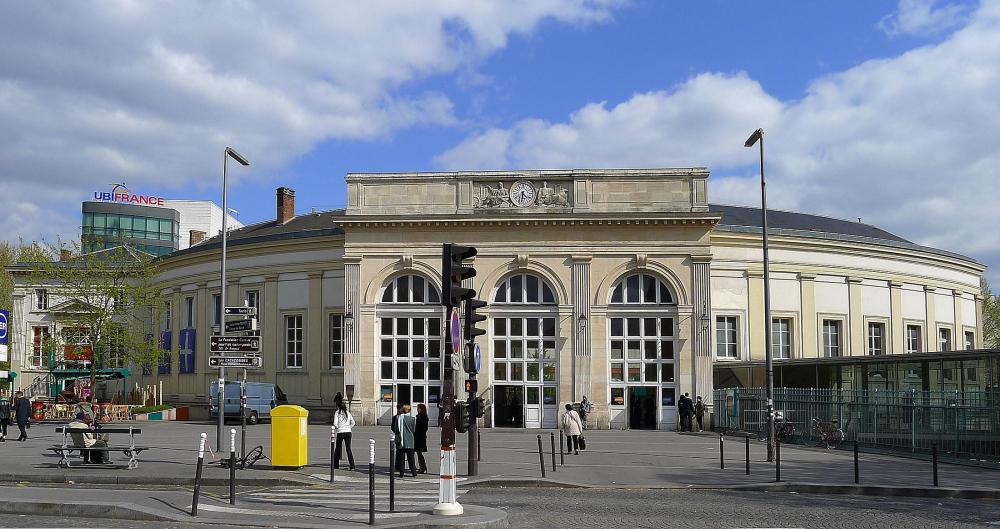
[695,396,707,432]
[414,403,429,474]
[332,395,356,470]
[390,403,404,473]
[677,392,694,432]
[579,396,593,430]
[0,391,11,442]
[561,403,583,455]
[13,391,31,441]
[397,404,418,477]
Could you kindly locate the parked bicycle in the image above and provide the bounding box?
[812,418,845,449]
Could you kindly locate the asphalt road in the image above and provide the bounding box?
[5,487,1000,528]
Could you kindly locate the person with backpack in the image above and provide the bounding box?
[695,396,707,432]
[332,395,356,471]
[561,403,584,455]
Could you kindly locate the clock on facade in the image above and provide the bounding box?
[509,180,536,207]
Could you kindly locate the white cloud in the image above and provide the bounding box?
[878,0,970,37]
[436,1,1000,284]
[0,0,622,243]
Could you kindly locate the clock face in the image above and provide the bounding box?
[509,181,536,207]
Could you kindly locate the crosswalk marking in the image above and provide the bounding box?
[239,486,463,512]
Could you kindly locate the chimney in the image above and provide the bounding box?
[276,187,295,224]
[189,229,206,246]
[59,249,72,261]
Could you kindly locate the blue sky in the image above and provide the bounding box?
[1,0,996,283]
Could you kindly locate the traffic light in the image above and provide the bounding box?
[442,243,477,308]
[474,396,485,418]
[464,297,487,374]
[454,401,469,433]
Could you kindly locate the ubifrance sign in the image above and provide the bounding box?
[93,183,166,207]
[209,335,260,353]
[209,356,262,369]
[0,309,8,345]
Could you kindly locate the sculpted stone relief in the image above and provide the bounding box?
[472,180,571,209]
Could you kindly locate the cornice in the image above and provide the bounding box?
[335,214,719,229]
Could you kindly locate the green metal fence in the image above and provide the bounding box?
[713,388,1000,463]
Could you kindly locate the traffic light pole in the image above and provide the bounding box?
[467,342,478,477]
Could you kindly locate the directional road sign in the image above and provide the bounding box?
[210,335,260,353]
[0,309,9,345]
[224,306,257,316]
[224,318,257,333]
[209,356,262,369]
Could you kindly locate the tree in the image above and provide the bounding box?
[0,241,54,392]
[24,241,167,403]
[983,278,1000,350]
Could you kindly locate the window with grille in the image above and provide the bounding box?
[378,315,443,406]
[493,317,558,384]
[285,315,304,368]
[822,320,841,357]
[771,318,792,359]
[610,316,675,385]
[609,273,674,305]
[493,273,556,304]
[330,314,344,368]
[715,316,738,358]
[31,326,50,367]
[964,331,975,350]
[35,289,48,310]
[938,328,952,351]
[381,275,440,304]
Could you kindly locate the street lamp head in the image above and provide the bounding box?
[225,147,250,166]
[744,128,763,148]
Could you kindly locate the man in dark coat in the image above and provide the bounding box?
[677,392,694,432]
[0,391,11,441]
[13,391,31,441]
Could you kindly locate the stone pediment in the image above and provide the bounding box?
[46,298,99,314]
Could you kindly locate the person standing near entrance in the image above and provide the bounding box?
[13,391,31,441]
[414,404,429,473]
[677,392,694,432]
[561,403,583,455]
[579,396,592,430]
[397,404,418,477]
[332,396,356,471]
[0,391,11,441]
[695,396,707,432]
[391,403,403,474]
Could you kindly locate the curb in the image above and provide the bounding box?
[0,499,174,522]
[0,473,316,487]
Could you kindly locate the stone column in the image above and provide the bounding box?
[889,281,903,354]
[847,277,864,356]
[343,257,363,418]
[691,257,712,404]
[799,273,817,358]
[975,294,984,348]
[953,290,964,347]
[746,270,764,361]
[263,275,279,377]
[307,272,323,403]
[571,256,592,407]
[924,286,937,350]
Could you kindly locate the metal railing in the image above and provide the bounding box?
[714,387,1000,464]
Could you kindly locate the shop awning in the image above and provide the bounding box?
[50,368,130,380]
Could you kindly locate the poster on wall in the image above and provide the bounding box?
[179,328,196,374]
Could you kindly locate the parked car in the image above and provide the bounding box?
[209,381,287,425]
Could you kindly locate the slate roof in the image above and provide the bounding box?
[169,209,345,257]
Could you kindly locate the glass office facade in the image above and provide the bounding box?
[82,202,179,256]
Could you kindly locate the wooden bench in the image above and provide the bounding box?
[49,426,146,469]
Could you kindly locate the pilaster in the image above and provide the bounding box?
[571,256,592,405]
[799,273,817,358]
[343,257,362,400]
[975,294,984,348]
[889,281,903,354]
[263,275,279,374]
[307,272,323,402]
[847,277,864,356]
[924,286,937,351]
[746,270,764,361]
[953,291,964,346]
[692,257,712,404]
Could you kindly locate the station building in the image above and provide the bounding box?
[147,169,988,429]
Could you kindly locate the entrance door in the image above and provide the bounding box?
[492,385,524,428]
[628,386,658,430]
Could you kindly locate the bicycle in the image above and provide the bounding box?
[220,445,270,469]
[811,418,845,449]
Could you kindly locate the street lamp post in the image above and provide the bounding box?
[745,128,775,462]
[217,146,249,451]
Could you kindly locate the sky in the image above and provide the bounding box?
[1,0,998,284]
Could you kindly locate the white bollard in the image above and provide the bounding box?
[433,444,463,515]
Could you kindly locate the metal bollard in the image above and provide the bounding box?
[330,426,337,484]
[720,433,725,470]
[478,429,482,462]
[389,433,396,513]
[368,439,376,526]
[229,428,237,505]
[536,435,546,478]
[775,440,781,482]
[550,432,557,472]
[559,434,565,466]
[932,443,939,487]
[745,435,750,475]
[854,440,859,484]
[191,433,206,516]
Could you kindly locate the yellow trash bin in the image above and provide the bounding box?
[270,405,309,468]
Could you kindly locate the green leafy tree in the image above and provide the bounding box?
[983,278,1000,349]
[25,241,167,403]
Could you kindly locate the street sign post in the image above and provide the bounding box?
[209,356,262,369]
[224,318,257,333]
[210,335,260,353]
[225,306,257,316]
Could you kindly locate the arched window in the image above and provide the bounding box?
[609,273,674,305]
[381,274,440,304]
[607,271,677,431]
[493,273,557,304]
[377,273,443,425]
[491,272,559,428]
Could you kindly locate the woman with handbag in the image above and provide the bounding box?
[561,403,583,455]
